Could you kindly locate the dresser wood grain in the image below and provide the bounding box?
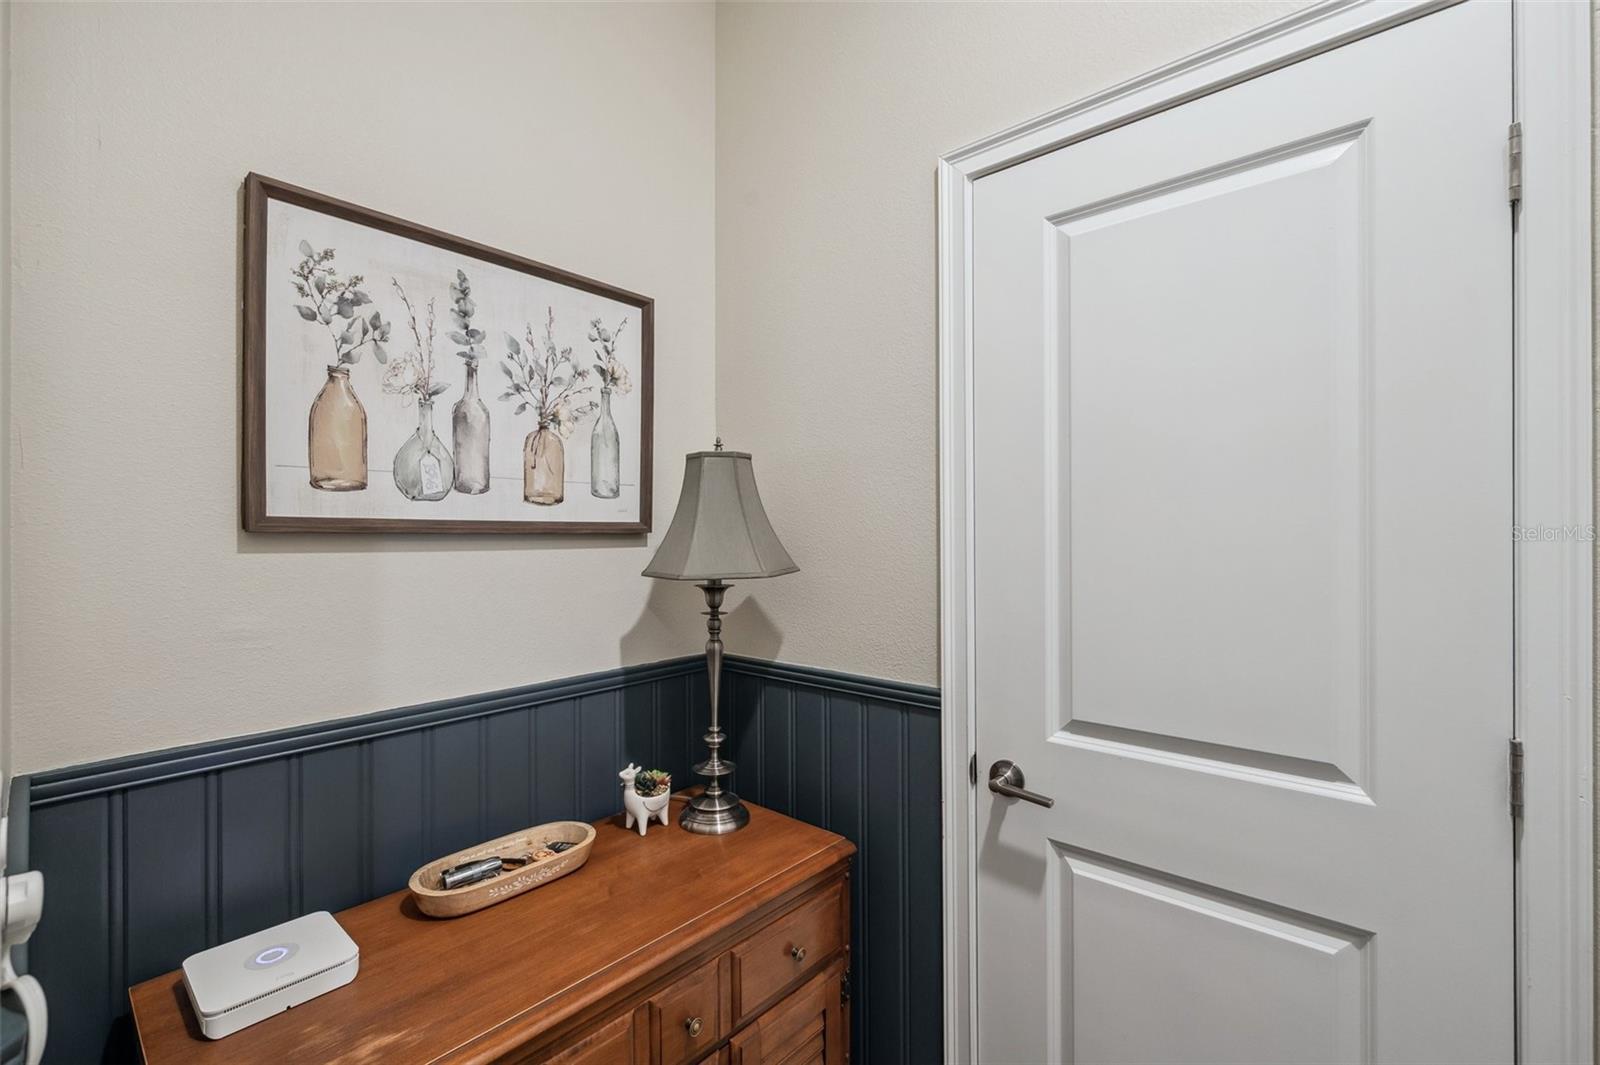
[128,800,853,1064]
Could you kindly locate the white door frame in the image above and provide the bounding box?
[936,2,1594,1061]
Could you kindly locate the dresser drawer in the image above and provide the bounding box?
[649,956,725,1065]
[544,1009,644,1065]
[727,962,845,1065]
[731,882,844,1020]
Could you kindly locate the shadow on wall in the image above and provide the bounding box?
[619,579,786,663]
[723,593,784,660]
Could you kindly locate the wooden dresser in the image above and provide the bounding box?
[129,800,854,1064]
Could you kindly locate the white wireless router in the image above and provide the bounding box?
[181,911,359,1039]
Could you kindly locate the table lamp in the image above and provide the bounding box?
[643,440,798,833]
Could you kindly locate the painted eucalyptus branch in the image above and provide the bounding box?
[289,241,390,367]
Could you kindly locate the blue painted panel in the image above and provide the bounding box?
[622,682,655,772]
[533,699,577,824]
[821,692,867,1065]
[688,668,710,783]
[217,760,291,942]
[824,694,865,847]
[730,672,763,804]
[125,779,208,983]
[369,731,425,896]
[791,688,827,827]
[27,797,111,1065]
[865,703,907,1065]
[905,704,944,1064]
[654,676,689,791]
[484,710,532,839]
[299,747,364,915]
[428,720,483,858]
[578,692,620,822]
[761,683,794,816]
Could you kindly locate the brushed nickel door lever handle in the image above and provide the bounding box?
[988,759,1054,808]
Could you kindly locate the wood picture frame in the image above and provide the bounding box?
[242,173,653,534]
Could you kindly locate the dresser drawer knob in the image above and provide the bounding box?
[685,1016,704,1039]
[790,945,807,963]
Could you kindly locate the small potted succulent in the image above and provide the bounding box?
[619,764,672,837]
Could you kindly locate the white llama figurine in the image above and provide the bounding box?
[620,763,672,837]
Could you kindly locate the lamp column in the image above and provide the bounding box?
[680,578,750,834]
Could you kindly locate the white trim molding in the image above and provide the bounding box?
[936,1,1593,1061]
[1512,2,1594,1061]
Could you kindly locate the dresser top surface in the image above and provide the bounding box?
[129,799,853,1064]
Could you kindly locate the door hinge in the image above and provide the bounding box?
[969,752,977,787]
[841,971,851,1005]
[1508,121,1523,206]
[1509,738,1525,821]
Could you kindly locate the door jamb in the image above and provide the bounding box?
[935,2,1593,1061]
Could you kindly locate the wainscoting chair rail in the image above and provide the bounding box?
[28,658,708,805]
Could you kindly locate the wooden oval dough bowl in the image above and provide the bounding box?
[407,821,597,918]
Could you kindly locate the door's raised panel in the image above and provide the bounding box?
[1048,126,1370,790]
[1057,847,1369,1065]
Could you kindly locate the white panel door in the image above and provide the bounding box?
[971,3,1513,1062]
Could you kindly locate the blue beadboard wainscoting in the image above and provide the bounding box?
[16,656,940,1064]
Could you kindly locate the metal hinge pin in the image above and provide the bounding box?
[1510,738,1525,820]
[1508,121,1523,206]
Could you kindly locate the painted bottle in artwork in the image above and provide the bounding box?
[525,424,565,505]
[290,241,391,491]
[446,269,490,494]
[502,308,598,507]
[586,316,630,499]
[394,398,455,502]
[453,361,491,494]
[590,387,620,498]
[307,365,368,491]
[384,278,454,502]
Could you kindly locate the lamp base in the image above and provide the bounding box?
[678,789,751,835]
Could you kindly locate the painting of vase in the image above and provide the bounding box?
[524,425,565,505]
[590,387,620,498]
[448,270,492,495]
[453,361,491,494]
[244,173,653,533]
[586,317,629,499]
[307,366,367,490]
[394,398,455,502]
[503,308,598,506]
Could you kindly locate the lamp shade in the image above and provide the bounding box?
[642,449,798,581]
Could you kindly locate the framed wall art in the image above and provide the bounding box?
[242,173,653,533]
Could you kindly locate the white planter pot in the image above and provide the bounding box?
[619,764,673,836]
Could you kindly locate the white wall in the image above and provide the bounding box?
[8,1,717,773]
[713,0,1306,686]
